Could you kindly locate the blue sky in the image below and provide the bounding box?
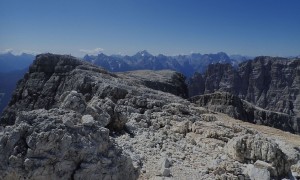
[0,0,300,57]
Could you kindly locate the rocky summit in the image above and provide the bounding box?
[0,54,300,179]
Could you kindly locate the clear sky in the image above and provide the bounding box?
[0,0,300,57]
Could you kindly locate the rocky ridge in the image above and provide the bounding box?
[118,70,188,98]
[0,54,299,179]
[190,92,297,133]
[188,57,300,133]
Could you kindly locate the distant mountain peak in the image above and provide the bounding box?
[97,53,107,57]
[135,50,152,57]
[82,51,251,77]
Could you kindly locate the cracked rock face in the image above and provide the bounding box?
[226,135,290,177]
[190,92,297,133]
[0,109,137,180]
[188,57,300,134]
[0,54,300,179]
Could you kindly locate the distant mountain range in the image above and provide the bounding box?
[0,51,252,114]
[83,50,252,77]
[0,69,28,114]
[0,53,34,72]
[0,53,35,114]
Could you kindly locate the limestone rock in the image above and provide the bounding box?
[188,57,300,133]
[246,164,270,180]
[81,114,95,126]
[254,160,277,177]
[291,161,300,178]
[119,70,188,98]
[226,134,290,177]
[157,157,171,177]
[0,109,137,179]
[172,120,190,135]
[60,90,86,113]
[190,92,296,133]
[159,157,171,168]
[0,54,299,180]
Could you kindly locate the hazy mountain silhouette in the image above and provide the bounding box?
[0,53,34,72]
[83,51,251,77]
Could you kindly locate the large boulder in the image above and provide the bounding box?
[226,134,293,178]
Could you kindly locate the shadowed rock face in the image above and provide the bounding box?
[0,54,299,179]
[190,92,298,133]
[188,57,300,133]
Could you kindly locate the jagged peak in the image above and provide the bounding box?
[134,50,152,57]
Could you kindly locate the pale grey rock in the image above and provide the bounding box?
[81,114,95,126]
[172,120,190,135]
[291,161,300,178]
[0,54,299,180]
[119,70,188,98]
[200,114,217,122]
[226,134,290,177]
[85,97,112,127]
[60,90,86,114]
[156,157,171,177]
[161,168,171,177]
[0,108,137,179]
[246,164,270,180]
[160,157,171,168]
[254,160,277,177]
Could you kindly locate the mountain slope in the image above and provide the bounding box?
[190,92,297,133]
[0,54,299,179]
[188,56,300,133]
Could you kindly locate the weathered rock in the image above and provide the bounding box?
[60,90,86,113]
[157,157,171,177]
[81,114,95,126]
[118,70,188,98]
[188,57,300,133]
[160,168,171,177]
[254,160,277,177]
[0,109,137,179]
[159,157,171,168]
[190,92,296,133]
[0,54,299,180]
[226,134,290,177]
[172,120,190,135]
[291,161,300,178]
[246,164,270,180]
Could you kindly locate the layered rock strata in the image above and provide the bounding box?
[188,57,300,133]
[190,92,298,133]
